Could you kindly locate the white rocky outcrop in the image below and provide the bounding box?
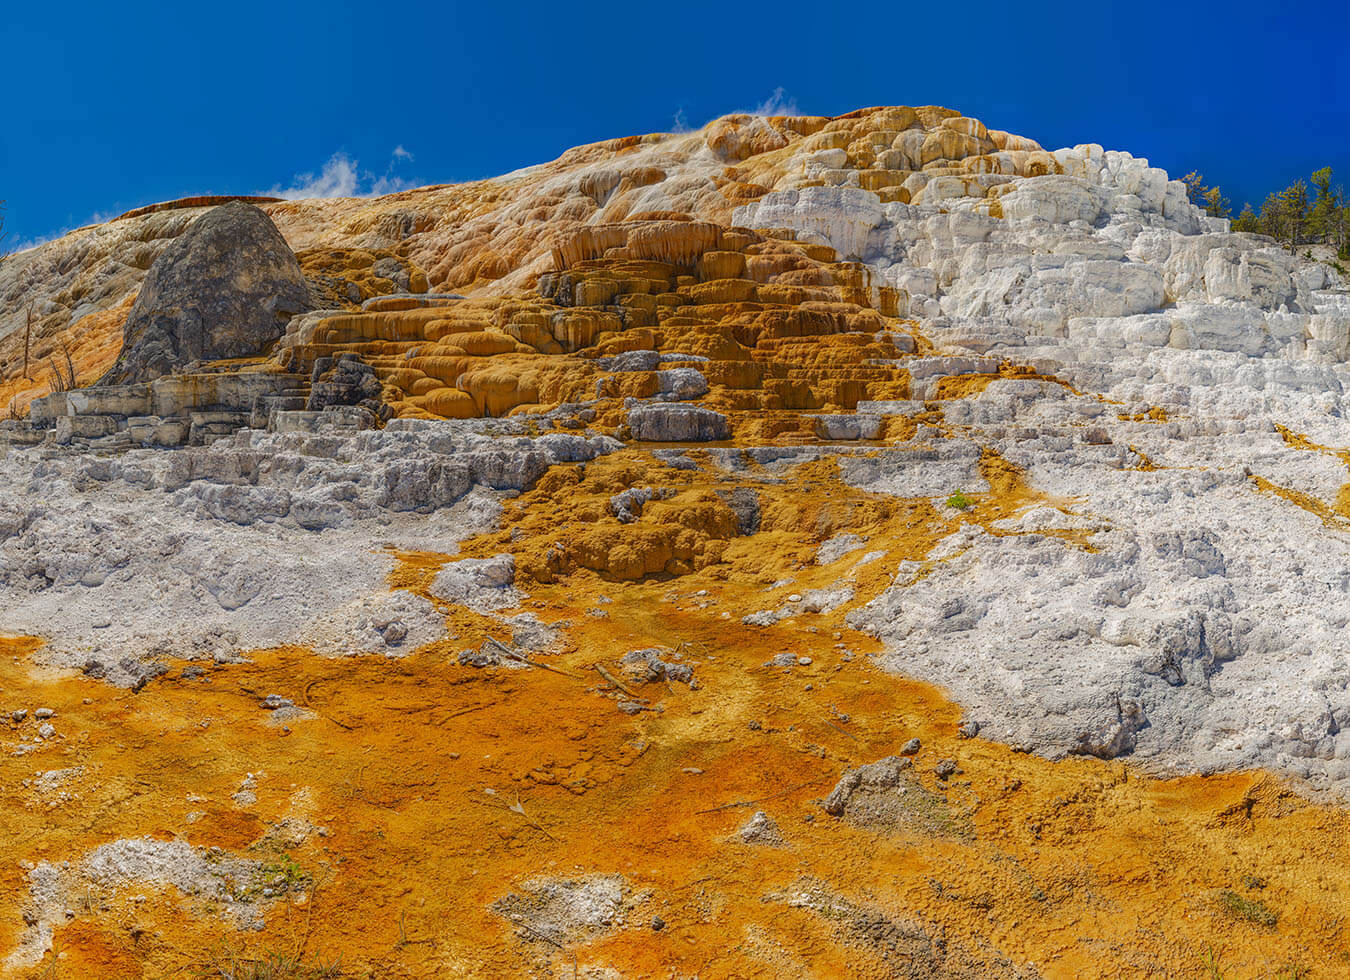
[725,129,1350,792]
[0,423,617,681]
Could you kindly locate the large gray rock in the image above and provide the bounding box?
[627,404,729,442]
[99,203,312,384]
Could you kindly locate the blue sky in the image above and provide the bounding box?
[3,1,1347,251]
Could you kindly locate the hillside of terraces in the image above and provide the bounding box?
[1,105,1349,978]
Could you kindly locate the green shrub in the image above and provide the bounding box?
[946,491,973,511]
[1216,888,1278,927]
[192,946,344,979]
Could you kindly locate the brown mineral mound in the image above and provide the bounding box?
[1,104,1054,414]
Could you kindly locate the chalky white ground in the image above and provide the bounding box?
[733,145,1350,791]
[0,425,617,684]
[4,133,1350,795]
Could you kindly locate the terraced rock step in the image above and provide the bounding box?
[3,370,318,448]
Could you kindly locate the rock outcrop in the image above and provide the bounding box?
[98,202,312,384]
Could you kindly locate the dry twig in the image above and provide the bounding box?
[695,777,832,815]
[484,636,580,678]
[592,663,637,698]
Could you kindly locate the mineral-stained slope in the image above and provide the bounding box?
[1,106,1350,977]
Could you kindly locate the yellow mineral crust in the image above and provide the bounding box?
[3,452,1349,978]
[1249,424,1350,526]
[269,220,921,426]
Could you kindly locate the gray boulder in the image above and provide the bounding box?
[431,554,520,612]
[597,350,661,371]
[628,404,729,442]
[100,203,313,384]
[821,756,912,818]
[737,810,785,846]
[655,368,709,401]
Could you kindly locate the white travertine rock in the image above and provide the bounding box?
[0,425,617,681]
[997,175,1105,224]
[1168,301,1269,355]
[726,116,1350,793]
[733,186,884,259]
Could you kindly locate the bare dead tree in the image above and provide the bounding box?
[23,306,33,379]
[47,357,68,394]
[47,340,77,394]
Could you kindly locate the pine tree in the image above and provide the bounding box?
[1229,170,1347,256]
[1183,171,1208,209]
[1339,188,1350,259]
[1258,191,1284,239]
[1278,179,1309,252]
[1182,172,1232,217]
[1203,186,1232,219]
[1233,202,1260,233]
[1308,168,1339,243]
[1259,181,1310,251]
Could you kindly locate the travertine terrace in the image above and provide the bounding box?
[2,106,1349,978]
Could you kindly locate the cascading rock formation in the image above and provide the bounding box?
[1,104,1349,978]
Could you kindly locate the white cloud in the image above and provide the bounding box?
[6,211,118,255]
[7,144,424,255]
[667,91,802,135]
[264,148,418,201]
[750,87,801,118]
[368,175,414,197]
[264,153,361,199]
[4,233,48,255]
